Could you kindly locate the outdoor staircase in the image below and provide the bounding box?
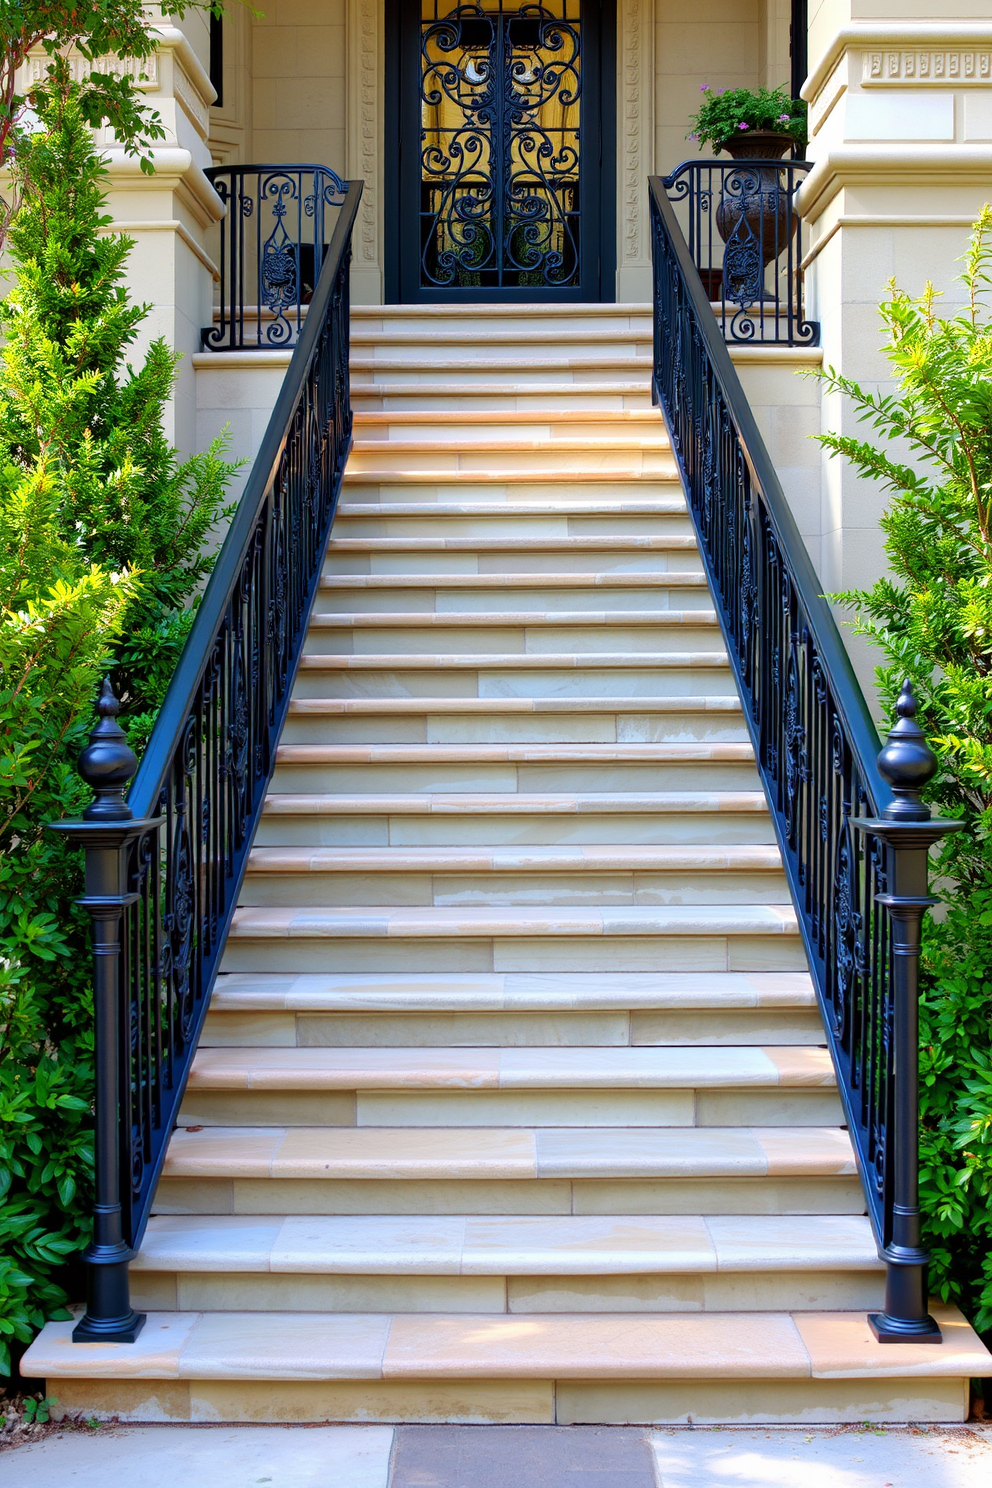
[29,304,986,1424]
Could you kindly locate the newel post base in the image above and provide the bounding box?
[49,680,162,1346]
[853,681,963,1345]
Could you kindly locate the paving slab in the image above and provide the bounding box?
[649,1425,992,1488]
[389,1424,656,1488]
[1,1423,395,1488]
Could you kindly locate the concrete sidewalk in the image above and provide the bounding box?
[4,1421,992,1488]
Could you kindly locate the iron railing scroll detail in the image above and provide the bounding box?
[54,179,362,1342]
[649,175,958,1341]
[661,159,818,346]
[203,164,349,351]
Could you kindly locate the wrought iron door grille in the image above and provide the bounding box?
[419,1,582,291]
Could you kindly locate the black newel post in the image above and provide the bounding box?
[50,680,161,1344]
[852,680,962,1343]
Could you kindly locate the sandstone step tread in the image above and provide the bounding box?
[24,1305,988,1381]
[351,302,652,316]
[226,905,800,942]
[286,698,743,715]
[342,470,665,484]
[297,654,729,670]
[353,410,664,425]
[334,504,686,518]
[131,1213,881,1276]
[161,1122,847,1180]
[350,439,670,453]
[245,846,780,873]
[308,611,715,627]
[326,537,695,551]
[210,970,815,1012]
[274,744,753,763]
[319,573,711,588]
[261,791,769,815]
[186,1044,827,1091]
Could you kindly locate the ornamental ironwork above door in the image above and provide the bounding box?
[388,1,614,302]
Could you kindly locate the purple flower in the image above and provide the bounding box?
[688,131,698,140]
[777,113,791,122]
[738,122,749,130]
[700,83,709,91]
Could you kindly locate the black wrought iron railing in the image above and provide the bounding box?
[661,158,817,346]
[54,180,362,1344]
[649,176,959,1343]
[202,164,350,351]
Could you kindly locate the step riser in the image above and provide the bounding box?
[346,452,675,476]
[45,1374,968,1427]
[268,764,763,793]
[354,419,665,441]
[303,626,724,655]
[332,514,690,538]
[352,393,655,412]
[322,554,706,577]
[252,816,779,848]
[316,587,714,612]
[279,715,750,745]
[130,1271,884,1316]
[219,938,807,976]
[198,1008,824,1047]
[237,871,792,910]
[290,670,737,700]
[178,1088,842,1129]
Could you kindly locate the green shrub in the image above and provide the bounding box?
[0,88,236,1374]
[814,208,992,1331]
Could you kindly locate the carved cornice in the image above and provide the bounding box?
[862,50,992,87]
[804,25,992,104]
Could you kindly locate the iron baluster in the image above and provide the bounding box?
[202,165,349,351]
[649,175,956,1341]
[660,158,818,347]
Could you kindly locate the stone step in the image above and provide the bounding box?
[179,1041,834,1130]
[322,538,702,579]
[280,697,747,746]
[291,657,736,703]
[304,612,723,656]
[346,442,671,475]
[316,574,714,612]
[127,1212,884,1316]
[341,469,670,492]
[267,744,762,796]
[152,1120,868,1219]
[351,301,652,326]
[203,968,817,1046]
[350,384,653,411]
[24,1306,987,1424]
[352,410,666,440]
[331,508,690,537]
[252,791,777,849]
[237,841,786,913]
[352,333,652,357]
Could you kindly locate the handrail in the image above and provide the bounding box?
[649,175,955,1344]
[56,179,362,1345]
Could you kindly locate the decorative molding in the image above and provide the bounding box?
[803,26,992,105]
[102,218,220,279]
[346,0,382,287]
[863,49,992,86]
[618,0,654,293]
[26,52,159,89]
[174,63,210,140]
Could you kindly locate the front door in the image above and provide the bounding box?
[386,1,615,302]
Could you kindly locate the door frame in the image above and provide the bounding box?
[343,0,655,305]
[383,0,616,304]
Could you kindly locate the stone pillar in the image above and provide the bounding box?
[24,21,225,458]
[798,7,992,639]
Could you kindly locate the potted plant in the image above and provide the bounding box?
[687,85,808,304]
[688,84,808,160]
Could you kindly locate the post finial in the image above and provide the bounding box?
[877,679,938,822]
[78,678,138,822]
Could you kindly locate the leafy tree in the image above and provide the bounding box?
[0,87,236,1374]
[0,0,228,249]
[814,209,992,1332]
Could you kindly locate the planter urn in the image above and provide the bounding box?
[714,131,797,304]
